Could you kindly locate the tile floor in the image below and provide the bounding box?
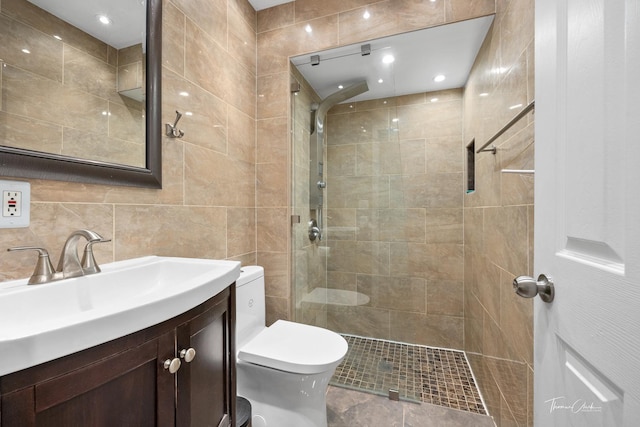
[331,335,486,414]
[326,386,496,427]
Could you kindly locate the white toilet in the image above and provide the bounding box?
[235,266,348,427]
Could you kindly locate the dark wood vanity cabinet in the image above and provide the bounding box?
[176,289,236,427]
[0,286,236,427]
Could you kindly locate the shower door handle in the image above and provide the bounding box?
[317,180,326,189]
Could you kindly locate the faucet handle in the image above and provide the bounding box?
[81,238,111,274]
[7,246,56,285]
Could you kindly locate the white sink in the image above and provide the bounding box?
[0,256,241,376]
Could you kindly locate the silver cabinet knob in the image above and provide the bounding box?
[513,274,555,303]
[180,347,196,363]
[163,357,181,373]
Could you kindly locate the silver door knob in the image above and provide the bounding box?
[163,357,181,373]
[513,274,555,303]
[180,348,196,363]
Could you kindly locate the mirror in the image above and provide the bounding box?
[0,0,162,188]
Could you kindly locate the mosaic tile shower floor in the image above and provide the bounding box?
[330,335,487,415]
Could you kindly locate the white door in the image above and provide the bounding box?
[534,0,640,426]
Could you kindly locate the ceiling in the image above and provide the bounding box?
[248,0,293,11]
[27,0,146,49]
[26,0,492,103]
[291,15,494,103]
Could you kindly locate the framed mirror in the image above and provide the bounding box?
[0,0,162,188]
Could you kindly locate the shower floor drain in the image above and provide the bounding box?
[330,335,486,415]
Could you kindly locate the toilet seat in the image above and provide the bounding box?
[237,320,348,375]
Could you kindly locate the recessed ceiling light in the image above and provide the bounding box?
[363,10,371,19]
[97,15,112,25]
[433,74,446,82]
[382,54,395,64]
[305,24,312,33]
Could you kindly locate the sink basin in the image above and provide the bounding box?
[0,256,241,376]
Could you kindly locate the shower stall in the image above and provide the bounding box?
[289,69,478,405]
[290,69,466,348]
[285,13,509,416]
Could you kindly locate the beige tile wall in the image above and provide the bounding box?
[0,0,258,282]
[0,0,145,167]
[462,0,534,425]
[256,0,496,326]
[321,91,464,348]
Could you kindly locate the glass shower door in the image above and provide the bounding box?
[290,72,328,328]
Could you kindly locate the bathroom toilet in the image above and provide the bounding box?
[235,266,348,427]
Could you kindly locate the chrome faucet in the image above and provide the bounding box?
[56,229,107,279]
[7,229,111,285]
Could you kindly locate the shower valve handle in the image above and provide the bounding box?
[308,219,321,241]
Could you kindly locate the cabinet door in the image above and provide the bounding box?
[176,288,235,427]
[1,331,175,427]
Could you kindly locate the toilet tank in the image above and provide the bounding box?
[235,266,266,349]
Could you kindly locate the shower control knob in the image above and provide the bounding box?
[308,219,322,241]
[163,357,181,374]
[513,274,555,303]
[180,347,197,363]
[317,180,327,189]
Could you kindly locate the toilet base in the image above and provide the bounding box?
[237,360,335,427]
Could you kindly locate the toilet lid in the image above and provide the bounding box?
[237,320,348,375]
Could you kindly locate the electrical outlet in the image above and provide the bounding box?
[3,191,22,217]
[0,180,30,228]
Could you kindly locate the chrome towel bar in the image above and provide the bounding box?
[477,100,535,154]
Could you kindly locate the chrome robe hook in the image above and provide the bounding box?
[166,110,185,138]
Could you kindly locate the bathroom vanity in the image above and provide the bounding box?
[0,289,235,426]
[0,256,240,427]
